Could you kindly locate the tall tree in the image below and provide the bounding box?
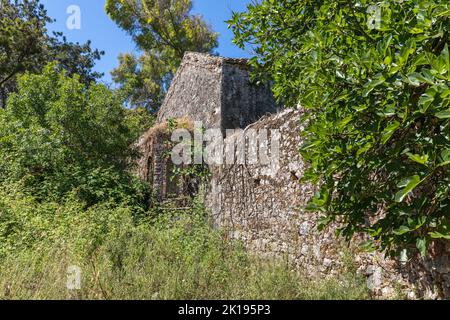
[106,0,218,111]
[0,0,104,108]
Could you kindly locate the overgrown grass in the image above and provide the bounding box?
[0,188,369,300]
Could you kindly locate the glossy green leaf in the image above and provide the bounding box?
[406,153,429,165]
[381,121,400,144]
[393,225,411,236]
[395,175,421,202]
[429,232,450,240]
[416,238,427,256]
[435,109,450,119]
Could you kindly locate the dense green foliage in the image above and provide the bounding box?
[0,0,103,108]
[0,188,368,299]
[230,0,450,256]
[0,65,148,206]
[106,0,218,111]
[4,0,438,300]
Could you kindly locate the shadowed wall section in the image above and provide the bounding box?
[157,52,278,133]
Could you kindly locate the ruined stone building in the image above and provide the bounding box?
[138,52,450,299]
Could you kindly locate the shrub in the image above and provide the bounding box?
[229,0,450,257]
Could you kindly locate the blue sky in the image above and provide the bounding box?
[40,0,253,84]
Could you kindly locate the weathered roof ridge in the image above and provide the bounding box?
[183,51,250,70]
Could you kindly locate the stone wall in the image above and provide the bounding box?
[220,62,278,131]
[205,109,450,299]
